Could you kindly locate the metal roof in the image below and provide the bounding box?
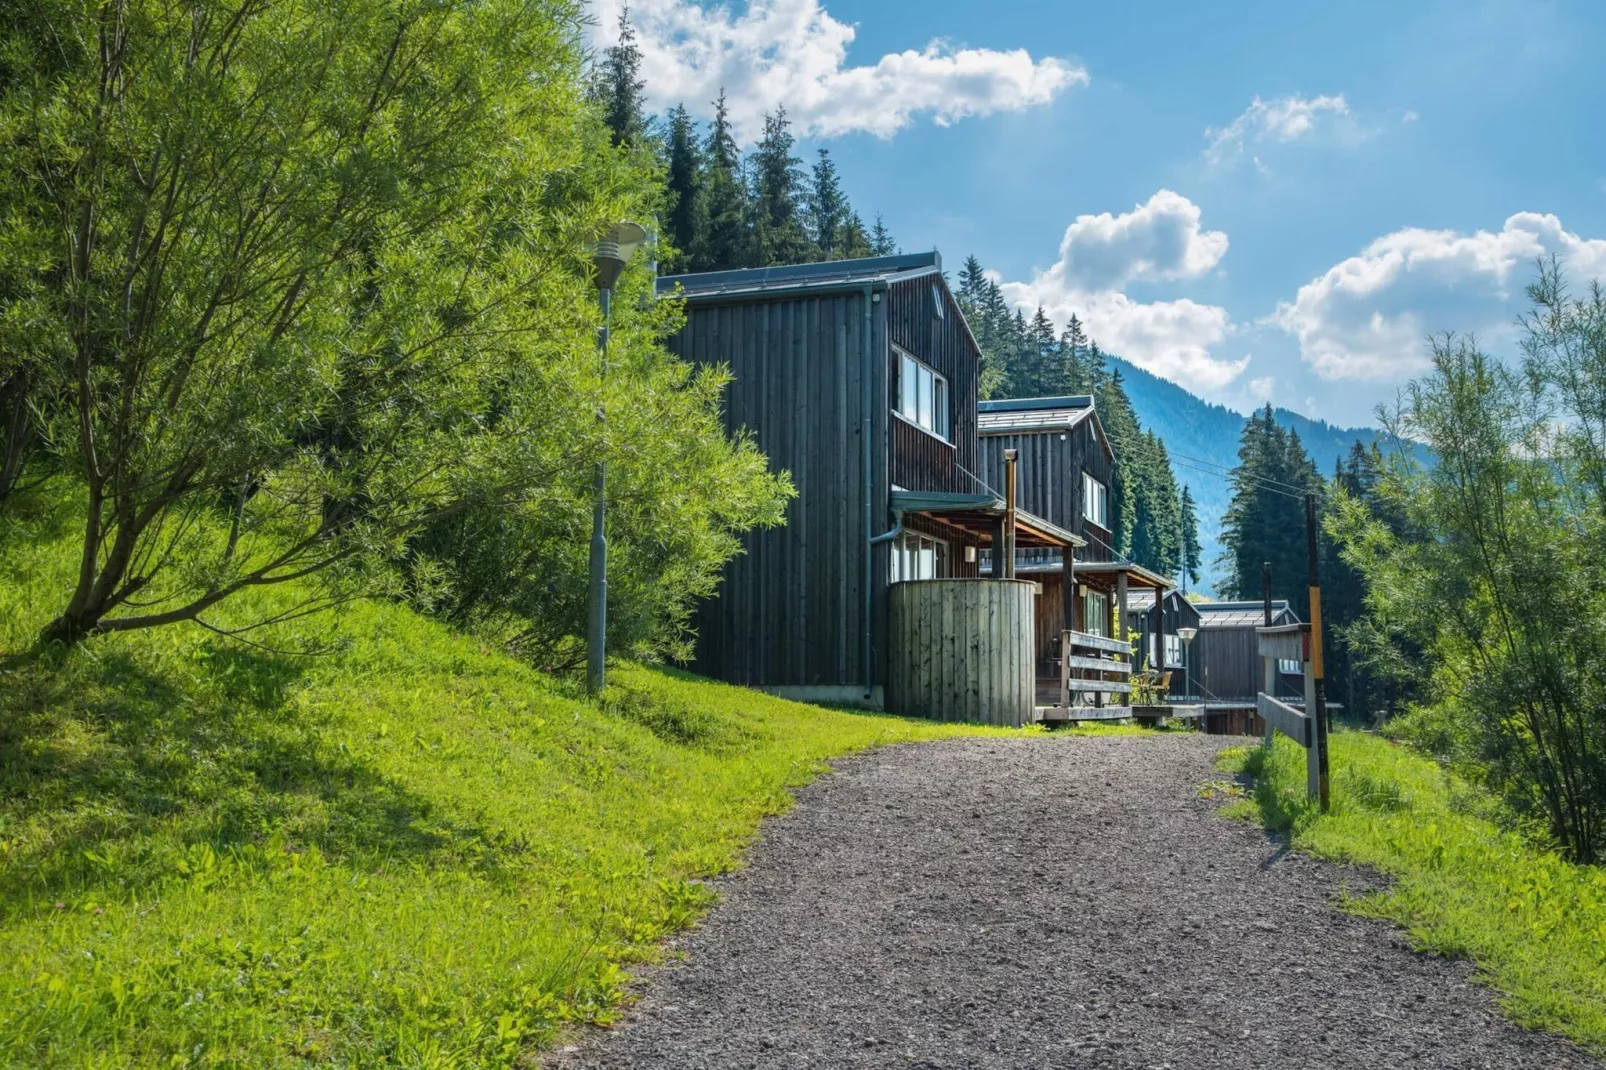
[657,251,942,301]
[1196,600,1296,629]
[977,395,1094,413]
[977,404,1097,434]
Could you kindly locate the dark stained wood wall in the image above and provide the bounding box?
[887,277,982,494]
[668,290,886,688]
[978,417,1117,563]
[1194,624,1305,702]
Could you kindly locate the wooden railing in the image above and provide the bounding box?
[1256,623,1320,800]
[1061,630,1132,709]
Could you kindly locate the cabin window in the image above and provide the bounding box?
[1082,472,1109,528]
[1082,589,1109,637]
[932,284,945,317]
[889,532,948,583]
[1164,633,1184,668]
[896,348,950,440]
[1279,657,1303,675]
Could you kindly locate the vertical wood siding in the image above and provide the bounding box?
[978,420,1117,563]
[887,277,981,493]
[886,579,1036,726]
[668,291,881,688]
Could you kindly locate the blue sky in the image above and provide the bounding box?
[595,0,1606,427]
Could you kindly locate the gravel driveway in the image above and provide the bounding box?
[557,734,1597,1069]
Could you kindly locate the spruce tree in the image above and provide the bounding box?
[869,214,898,255]
[1180,485,1203,592]
[663,105,706,273]
[807,148,849,260]
[699,89,751,270]
[592,8,648,149]
[1220,405,1324,614]
[750,108,813,265]
[958,255,988,304]
[839,211,873,258]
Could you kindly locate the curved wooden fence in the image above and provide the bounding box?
[886,579,1036,727]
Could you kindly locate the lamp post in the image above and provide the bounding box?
[1177,625,1198,703]
[587,221,648,695]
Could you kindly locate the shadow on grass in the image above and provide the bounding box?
[0,641,528,918]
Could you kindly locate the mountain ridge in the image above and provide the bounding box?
[1105,355,1391,595]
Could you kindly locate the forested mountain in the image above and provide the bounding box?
[1106,354,1396,592]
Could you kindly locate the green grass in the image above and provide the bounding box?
[0,488,1029,1067]
[1218,731,1606,1054]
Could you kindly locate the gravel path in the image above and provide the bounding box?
[557,734,1597,1069]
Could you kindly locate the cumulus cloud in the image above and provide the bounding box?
[1273,212,1606,380]
[1205,93,1352,164]
[996,191,1248,391]
[590,0,1086,142]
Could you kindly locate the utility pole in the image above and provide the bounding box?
[1305,494,1331,812]
[587,222,647,695]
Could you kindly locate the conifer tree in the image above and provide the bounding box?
[869,215,898,255]
[1179,484,1203,592]
[838,212,873,258]
[807,148,849,259]
[699,89,751,270]
[663,104,706,273]
[1220,404,1324,613]
[592,8,648,149]
[750,108,813,265]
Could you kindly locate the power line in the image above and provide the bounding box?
[1169,449,1314,496]
[1171,457,1310,502]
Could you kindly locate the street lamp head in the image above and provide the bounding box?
[1177,626,1198,644]
[593,221,648,291]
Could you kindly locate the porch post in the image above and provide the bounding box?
[1152,594,1164,674]
[1060,545,1075,633]
[1117,571,1129,646]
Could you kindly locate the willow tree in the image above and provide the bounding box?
[1333,262,1606,861]
[1,0,659,642]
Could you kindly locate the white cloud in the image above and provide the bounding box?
[996,191,1248,391]
[591,0,1086,142]
[1273,212,1606,381]
[1205,93,1352,164]
[1245,376,1275,404]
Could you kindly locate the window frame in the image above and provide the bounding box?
[888,531,949,584]
[1082,589,1110,637]
[1082,471,1109,529]
[894,345,951,442]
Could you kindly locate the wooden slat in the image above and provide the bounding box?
[1064,630,1129,655]
[1066,679,1133,694]
[1063,654,1133,674]
[1037,705,1133,722]
[1256,624,1309,663]
[1258,693,1311,748]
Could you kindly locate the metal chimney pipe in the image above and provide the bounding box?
[1003,448,1018,580]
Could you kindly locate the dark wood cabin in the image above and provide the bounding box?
[975,396,1174,706]
[658,253,1078,709]
[1124,588,1202,686]
[1191,599,1306,734]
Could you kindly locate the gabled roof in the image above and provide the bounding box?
[1124,588,1197,616]
[657,251,942,301]
[976,394,1115,464]
[1196,600,1297,629]
[976,396,1096,433]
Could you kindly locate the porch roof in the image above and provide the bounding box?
[890,490,1084,549]
[1018,557,1174,591]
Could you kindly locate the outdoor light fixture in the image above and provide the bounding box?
[587,221,649,695]
[1177,625,1199,703]
[592,222,647,290]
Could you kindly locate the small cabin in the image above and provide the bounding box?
[658,253,1078,724]
[1190,599,1307,733]
[1123,588,1201,688]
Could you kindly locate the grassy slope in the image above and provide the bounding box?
[1218,732,1606,1055]
[0,490,1026,1067]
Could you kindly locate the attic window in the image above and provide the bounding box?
[932,284,945,317]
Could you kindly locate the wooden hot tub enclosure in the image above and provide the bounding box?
[886,579,1036,727]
